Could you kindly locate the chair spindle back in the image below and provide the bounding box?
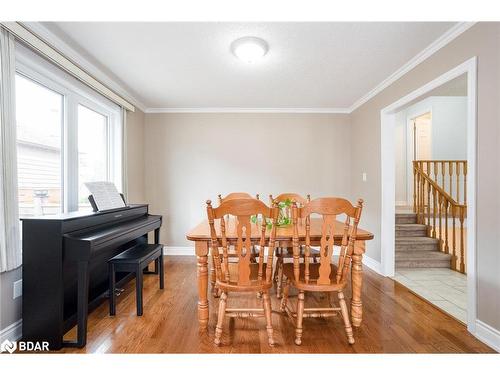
[291,197,363,285]
[207,198,278,286]
[270,193,310,224]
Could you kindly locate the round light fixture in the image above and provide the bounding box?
[231,36,268,63]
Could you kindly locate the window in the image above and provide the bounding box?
[16,74,63,217]
[15,44,122,217]
[78,105,109,211]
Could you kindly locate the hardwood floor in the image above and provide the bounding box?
[60,256,494,353]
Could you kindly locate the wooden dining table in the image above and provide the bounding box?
[186,217,374,330]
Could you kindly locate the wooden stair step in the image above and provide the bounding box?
[395,213,417,224]
[395,236,440,251]
[396,250,452,268]
[395,224,427,237]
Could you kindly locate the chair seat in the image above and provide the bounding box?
[216,262,272,292]
[282,262,347,291]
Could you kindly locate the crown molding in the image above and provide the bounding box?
[19,22,147,112]
[348,22,476,113]
[145,107,351,114]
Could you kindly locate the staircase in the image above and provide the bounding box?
[405,160,468,273]
[395,212,452,268]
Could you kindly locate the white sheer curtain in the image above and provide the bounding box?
[121,107,128,201]
[0,27,21,272]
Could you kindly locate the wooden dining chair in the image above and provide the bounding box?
[210,193,260,296]
[218,192,261,228]
[206,198,279,346]
[269,193,319,298]
[218,192,254,204]
[280,197,363,345]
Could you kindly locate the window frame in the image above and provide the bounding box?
[15,44,122,215]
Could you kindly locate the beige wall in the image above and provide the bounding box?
[144,113,352,246]
[125,108,146,203]
[350,23,500,329]
[0,266,22,331]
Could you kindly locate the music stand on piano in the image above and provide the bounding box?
[88,193,128,212]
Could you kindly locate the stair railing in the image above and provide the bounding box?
[413,160,467,206]
[413,160,467,273]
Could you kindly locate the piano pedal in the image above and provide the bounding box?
[105,288,125,298]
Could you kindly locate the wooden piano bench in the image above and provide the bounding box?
[108,243,164,316]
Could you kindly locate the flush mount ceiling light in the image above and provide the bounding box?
[231,36,269,63]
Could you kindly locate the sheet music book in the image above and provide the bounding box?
[84,181,126,211]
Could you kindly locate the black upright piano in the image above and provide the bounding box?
[20,204,162,350]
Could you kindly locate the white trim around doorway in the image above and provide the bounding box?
[380,57,477,333]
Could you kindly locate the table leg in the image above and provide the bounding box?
[351,240,365,327]
[196,241,209,329]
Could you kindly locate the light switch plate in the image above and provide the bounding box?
[13,279,22,299]
[362,172,367,182]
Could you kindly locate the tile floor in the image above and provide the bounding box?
[393,268,467,324]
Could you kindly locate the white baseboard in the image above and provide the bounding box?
[163,246,195,256]
[0,319,22,342]
[474,319,500,352]
[362,256,383,275]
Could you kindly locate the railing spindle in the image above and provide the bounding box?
[419,170,424,224]
[413,161,417,214]
[433,162,438,186]
[444,200,449,254]
[426,179,431,231]
[441,161,445,192]
[420,170,425,224]
[448,161,453,199]
[415,164,420,222]
[438,195,443,250]
[432,186,437,238]
[463,161,468,205]
[451,205,457,271]
[459,206,465,273]
[456,161,461,204]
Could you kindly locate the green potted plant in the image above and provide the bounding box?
[251,198,294,229]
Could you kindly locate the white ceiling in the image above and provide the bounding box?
[38,22,457,111]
